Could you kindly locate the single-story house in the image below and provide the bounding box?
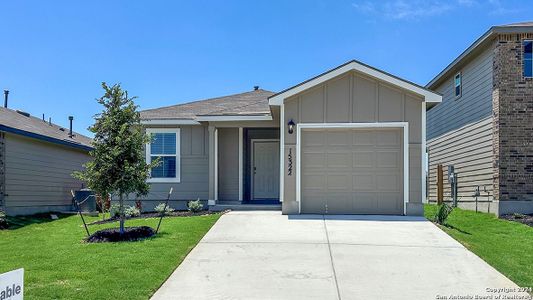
[140,60,442,215]
[426,22,533,215]
[0,106,93,215]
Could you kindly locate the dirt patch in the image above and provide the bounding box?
[86,226,155,243]
[88,210,222,225]
[501,213,533,227]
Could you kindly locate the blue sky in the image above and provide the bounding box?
[1,0,531,136]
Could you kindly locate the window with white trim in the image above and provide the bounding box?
[454,72,462,98]
[524,40,532,78]
[146,128,180,182]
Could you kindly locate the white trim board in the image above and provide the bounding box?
[146,128,181,183]
[279,104,285,202]
[296,122,409,215]
[238,127,244,201]
[214,128,218,201]
[196,115,272,122]
[142,119,201,125]
[269,60,442,105]
[421,105,427,204]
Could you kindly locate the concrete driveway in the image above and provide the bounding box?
[151,211,525,300]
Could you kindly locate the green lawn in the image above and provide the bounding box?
[0,213,220,300]
[424,204,533,288]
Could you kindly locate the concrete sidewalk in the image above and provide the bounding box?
[151,211,526,300]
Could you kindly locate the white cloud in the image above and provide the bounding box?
[351,0,520,20]
[384,0,452,19]
[487,0,520,15]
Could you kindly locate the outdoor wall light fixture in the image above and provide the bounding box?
[288,119,295,134]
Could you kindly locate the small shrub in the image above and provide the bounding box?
[187,199,203,213]
[434,203,453,225]
[154,203,175,215]
[0,210,8,230]
[512,213,527,219]
[109,204,121,218]
[110,204,141,218]
[125,206,141,218]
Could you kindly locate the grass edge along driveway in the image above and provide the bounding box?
[424,204,533,289]
[0,213,221,300]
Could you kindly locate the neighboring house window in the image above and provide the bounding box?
[454,72,462,98]
[146,128,180,182]
[524,40,533,78]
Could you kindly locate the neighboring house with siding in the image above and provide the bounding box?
[0,106,92,215]
[139,60,441,215]
[426,22,533,215]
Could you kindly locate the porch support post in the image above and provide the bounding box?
[238,127,243,201]
[208,125,217,205]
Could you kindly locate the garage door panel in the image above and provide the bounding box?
[301,128,404,215]
[376,130,401,146]
[302,174,326,189]
[302,152,325,168]
[353,151,375,168]
[376,151,401,168]
[327,174,351,190]
[352,192,379,213]
[302,131,325,146]
[352,130,376,145]
[327,192,352,213]
[375,174,401,191]
[326,131,350,146]
[327,153,352,168]
[377,192,403,214]
[301,193,326,214]
[353,174,376,190]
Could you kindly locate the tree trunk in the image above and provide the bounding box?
[119,193,125,235]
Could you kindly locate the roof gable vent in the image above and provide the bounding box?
[16,110,30,117]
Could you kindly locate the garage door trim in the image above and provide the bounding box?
[296,122,409,214]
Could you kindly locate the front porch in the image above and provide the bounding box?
[208,126,281,210]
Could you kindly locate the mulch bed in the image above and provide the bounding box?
[86,226,155,243]
[501,213,533,227]
[88,210,222,226]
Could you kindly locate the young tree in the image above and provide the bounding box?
[75,83,155,234]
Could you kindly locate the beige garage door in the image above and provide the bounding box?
[300,128,404,215]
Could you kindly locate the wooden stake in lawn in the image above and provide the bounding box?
[156,188,173,234]
[71,190,90,237]
[437,164,444,205]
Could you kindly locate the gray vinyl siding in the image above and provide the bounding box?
[217,128,239,201]
[427,45,494,140]
[3,133,90,215]
[141,125,209,210]
[427,117,494,202]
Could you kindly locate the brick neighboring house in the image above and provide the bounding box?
[426,22,533,215]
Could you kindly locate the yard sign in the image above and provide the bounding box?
[0,268,23,300]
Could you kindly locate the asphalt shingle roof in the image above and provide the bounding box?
[0,106,93,149]
[140,89,275,120]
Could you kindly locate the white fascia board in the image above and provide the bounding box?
[269,61,442,105]
[141,119,201,125]
[195,115,273,121]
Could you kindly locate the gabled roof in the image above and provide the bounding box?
[140,89,275,123]
[427,21,533,89]
[269,60,442,105]
[0,107,93,151]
